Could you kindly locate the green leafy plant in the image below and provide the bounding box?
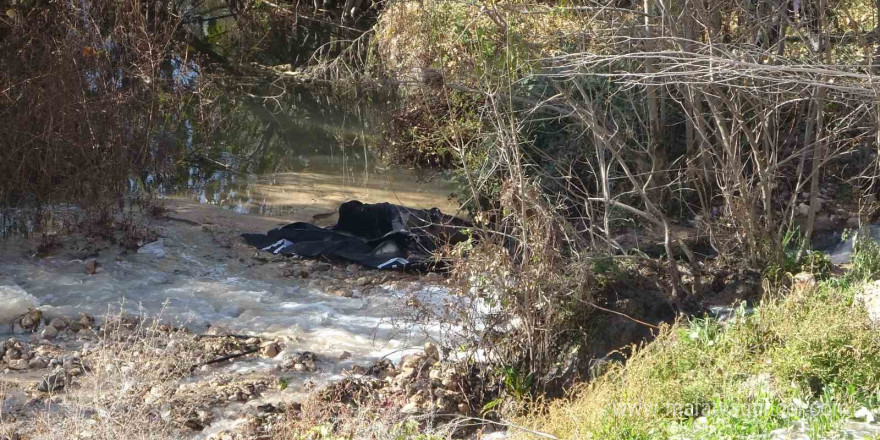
[764,227,832,284]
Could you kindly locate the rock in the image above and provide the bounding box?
[293,363,307,372]
[137,239,165,258]
[798,203,810,216]
[588,356,620,380]
[184,419,205,431]
[424,342,440,361]
[847,216,861,229]
[41,325,57,339]
[396,367,416,382]
[19,309,41,331]
[813,214,836,231]
[261,342,281,358]
[400,402,421,414]
[84,259,98,275]
[48,317,68,330]
[429,368,443,381]
[345,264,360,273]
[401,353,427,371]
[28,357,47,369]
[339,351,352,360]
[436,396,455,412]
[356,277,371,287]
[7,359,28,370]
[4,348,21,360]
[857,280,880,326]
[481,431,509,440]
[77,313,95,329]
[256,403,278,413]
[457,403,469,414]
[69,321,83,332]
[341,290,354,298]
[441,377,457,389]
[791,272,817,300]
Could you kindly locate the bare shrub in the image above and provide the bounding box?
[0,0,197,229]
[372,0,880,405]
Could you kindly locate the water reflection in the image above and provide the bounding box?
[161,83,459,218]
[186,161,459,219]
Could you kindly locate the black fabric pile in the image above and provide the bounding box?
[241,201,471,270]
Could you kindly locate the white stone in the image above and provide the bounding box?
[400,402,420,414]
[857,281,880,326]
[855,406,875,423]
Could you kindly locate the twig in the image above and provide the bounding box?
[190,347,260,371]
[579,298,661,330]
[193,334,255,340]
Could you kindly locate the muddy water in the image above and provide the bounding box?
[180,156,461,222]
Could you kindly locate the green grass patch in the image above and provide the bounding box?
[520,278,880,439]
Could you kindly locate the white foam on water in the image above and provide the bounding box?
[0,214,475,440]
[825,225,880,264]
[0,283,39,325]
[0,219,457,393]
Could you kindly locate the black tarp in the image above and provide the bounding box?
[241,201,471,269]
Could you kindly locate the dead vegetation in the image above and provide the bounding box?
[0,0,205,234]
[361,0,880,417]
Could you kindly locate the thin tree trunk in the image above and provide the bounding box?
[804,0,829,242]
[643,0,667,200]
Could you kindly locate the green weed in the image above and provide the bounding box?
[519,276,880,440]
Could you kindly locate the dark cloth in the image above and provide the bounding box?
[242,201,471,269]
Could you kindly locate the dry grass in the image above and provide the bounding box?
[1,313,202,440]
[0,0,200,230]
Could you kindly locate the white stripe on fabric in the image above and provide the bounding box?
[261,239,294,254]
[377,257,409,269]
